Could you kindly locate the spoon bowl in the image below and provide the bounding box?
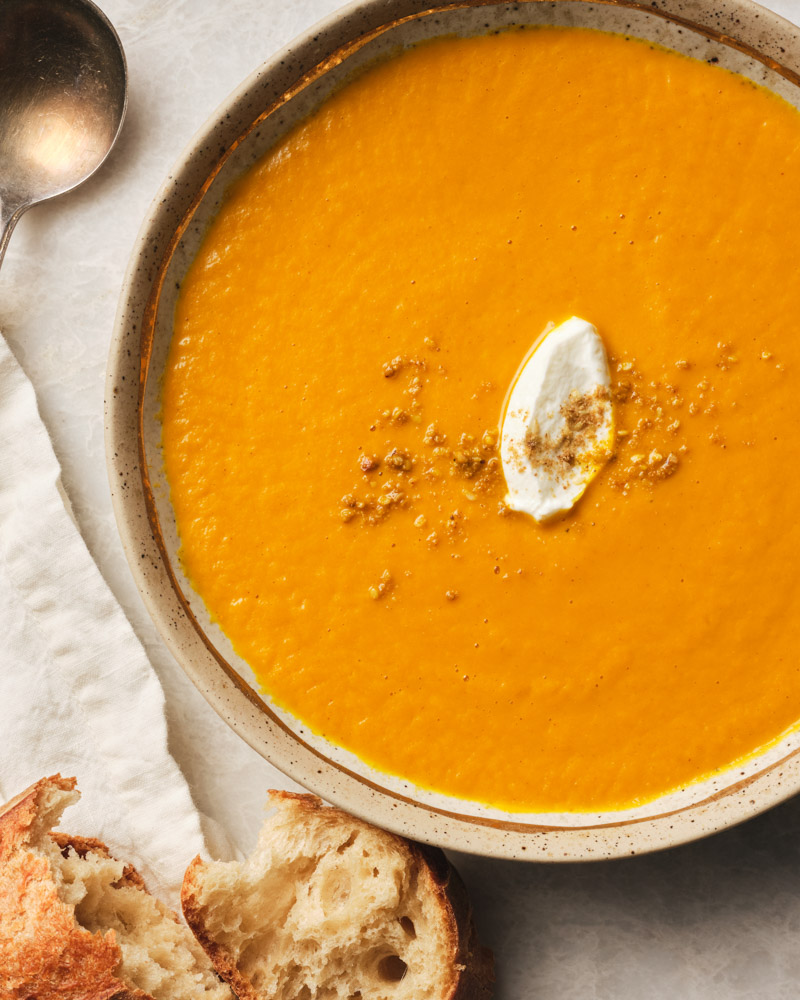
[0,0,126,266]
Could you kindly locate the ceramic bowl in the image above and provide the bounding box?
[106,0,800,861]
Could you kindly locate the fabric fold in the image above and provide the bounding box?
[0,335,204,906]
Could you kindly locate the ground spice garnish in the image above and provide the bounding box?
[522,386,612,475]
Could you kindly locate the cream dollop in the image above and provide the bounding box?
[500,317,614,522]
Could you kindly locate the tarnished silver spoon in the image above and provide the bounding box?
[0,0,126,269]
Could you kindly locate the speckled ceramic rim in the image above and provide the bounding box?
[107,0,800,861]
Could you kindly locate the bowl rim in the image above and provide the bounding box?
[105,0,800,861]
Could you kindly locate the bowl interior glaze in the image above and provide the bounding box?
[106,0,800,860]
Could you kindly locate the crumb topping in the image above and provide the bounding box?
[336,332,780,602]
[339,344,502,534]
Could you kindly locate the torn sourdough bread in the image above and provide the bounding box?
[0,778,494,1000]
[0,775,232,1000]
[182,791,495,1000]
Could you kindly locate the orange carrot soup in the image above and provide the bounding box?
[161,27,800,812]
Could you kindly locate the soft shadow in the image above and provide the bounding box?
[449,793,800,998]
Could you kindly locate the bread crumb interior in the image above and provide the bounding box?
[34,788,230,1000]
[193,802,453,1000]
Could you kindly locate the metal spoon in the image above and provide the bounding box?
[0,0,126,270]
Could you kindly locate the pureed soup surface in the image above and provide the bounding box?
[162,27,800,813]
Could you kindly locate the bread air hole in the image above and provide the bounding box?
[377,955,408,983]
[337,833,358,854]
[399,916,416,938]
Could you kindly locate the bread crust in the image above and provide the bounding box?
[411,841,494,1000]
[0,775,150,1000]
[51,832,149,893]
[183,855,253,1000]
[181,790,494,1000]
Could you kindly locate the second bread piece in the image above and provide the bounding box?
[182,791,494,1000]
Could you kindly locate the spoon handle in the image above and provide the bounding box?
[0,196,24,273]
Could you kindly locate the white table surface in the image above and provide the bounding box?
[4,0,800,996]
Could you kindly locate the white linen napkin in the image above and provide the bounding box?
[0,333,205,906]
